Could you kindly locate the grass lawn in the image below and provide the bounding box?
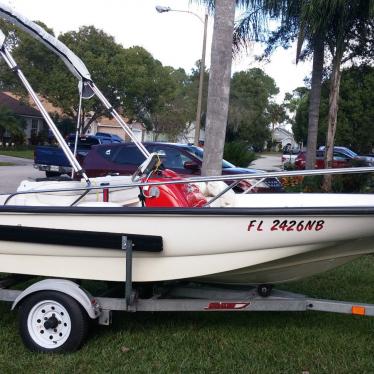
[0,149,34,159]
[0,256,374,373]
[0,162,15,166]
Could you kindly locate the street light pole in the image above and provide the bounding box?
[194,11,208,147]
[156,5,208,146]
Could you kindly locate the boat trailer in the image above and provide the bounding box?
[0,236,373,353]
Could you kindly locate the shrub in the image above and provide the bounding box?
[281,173,374,193]
[283,162,296,171]
[223,141,256,167]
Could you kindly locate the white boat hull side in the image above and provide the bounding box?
[1,204,374,284]
[0,239,372,284]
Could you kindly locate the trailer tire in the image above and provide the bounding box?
[18,291,88,353]
[257,284,273,297]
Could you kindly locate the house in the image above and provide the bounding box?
[0,91,147,144]
[0,91,46,143]
[143,121,205,145]
[271,127,298,151]
[175,121,205,145]
[87,116,146,142]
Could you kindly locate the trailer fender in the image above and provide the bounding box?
[11,279,100,319]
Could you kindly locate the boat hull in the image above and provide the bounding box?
[1,200,374,284]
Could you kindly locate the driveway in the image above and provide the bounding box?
[251,154,282,171]
[0,156,44,194]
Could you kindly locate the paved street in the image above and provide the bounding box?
[251,154,282,171]
[0,155,34,165]
[0,156,44,194]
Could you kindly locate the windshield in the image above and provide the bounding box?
[184,145,235,168]
[339,147,357,158]
[67,136,100,148]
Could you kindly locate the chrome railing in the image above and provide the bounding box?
[2,166,374,207]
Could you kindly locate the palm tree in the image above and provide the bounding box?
[234,1,331,170]
[200,0,328,171]
[321,0,373,191]
[198,0,373,179]
[201,0,236,176]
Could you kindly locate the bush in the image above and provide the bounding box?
[223,141,256,167]
[283,162,296,171]
[281,173,374,193]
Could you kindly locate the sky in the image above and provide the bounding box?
[5,0,312,103]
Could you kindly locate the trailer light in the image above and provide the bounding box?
[351,306,366,316]
[205,302,249,310]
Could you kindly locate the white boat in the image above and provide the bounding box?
[0,3,374,287]
[1,192,374,285]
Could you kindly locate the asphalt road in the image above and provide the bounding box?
[251,154,282,171]
[0,156,44,194]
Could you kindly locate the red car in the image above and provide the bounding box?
[295,150,351,170]
[82,142,284,192]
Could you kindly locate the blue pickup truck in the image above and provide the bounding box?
[34,133,123,177]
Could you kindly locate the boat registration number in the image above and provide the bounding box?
[247,219,325,232]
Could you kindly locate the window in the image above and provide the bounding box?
[185,145,235,168]
[113,146,146,165]
[31,119,38,136]
[333,152,348,160]
[152,147,185,169]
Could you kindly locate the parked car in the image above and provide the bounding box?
[82,142,284,192]
[95,132,124,143]
[281,148,300,165]
[34,134,122,177]
[295,150,352,170]
[318,146,374,166]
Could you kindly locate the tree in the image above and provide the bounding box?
[293,65,374,153]
[148,67,195,140]
[0,105,25,143]
[286,87,316,145]
[202,0,236,176]
[0,23,190,138]
[267,102,286,131]
[228,68,280,150]
[283,86,309,126]
[337,65,374,153]
[232,0,374,178]
[321,1,374,191]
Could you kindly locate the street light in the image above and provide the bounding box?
[155,6,171,13]
[156,5,208,146]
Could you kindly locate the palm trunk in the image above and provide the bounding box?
[322,49,343,192]
[305,35,324,170]
[202,0,236,176]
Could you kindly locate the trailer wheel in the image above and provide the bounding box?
[257,284,273,297]
[18,291,88,353]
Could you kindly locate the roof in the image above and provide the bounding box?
[0,91,42,118]
[0,91,67,118]
[4,91,65,117]
[273,127,293,137]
